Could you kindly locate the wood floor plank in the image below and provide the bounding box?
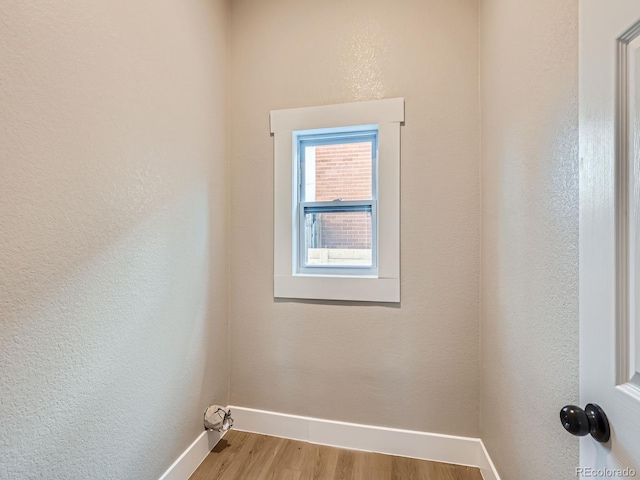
[245,435,287,480]
[213,431,264,480]
[369,468,393,480]
[391,455,420,480]
[299,443,340,480]
[276,468,303,480]
[270,438,306,473]
[190,431,251,480]
[463,465,485,480]
[370,450,392,471]
[333,448,355,480]
[351,450,370,478]
[189,430,484,480]
[418,461,480,480]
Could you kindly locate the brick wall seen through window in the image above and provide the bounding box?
[313,142,372,249]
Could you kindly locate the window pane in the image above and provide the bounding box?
[304,141,373,202]
[304,210,372,267]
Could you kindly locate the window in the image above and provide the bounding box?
[271,98,403,302]
[295,126,378,276]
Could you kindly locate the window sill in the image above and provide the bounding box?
[274,274,399,303]
[293,273,378,279]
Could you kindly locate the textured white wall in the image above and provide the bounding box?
[0,1,229,479]
[479,0,580,478]
[230,0,481,436]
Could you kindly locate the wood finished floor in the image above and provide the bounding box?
[189,430,483,480]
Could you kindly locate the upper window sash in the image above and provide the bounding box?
[296,128,378,204]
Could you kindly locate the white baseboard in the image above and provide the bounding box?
[478,440,501,480]
[158,429,225,480]
[228,406,500,480]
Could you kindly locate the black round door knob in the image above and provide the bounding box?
[560,405,589,436]
[560,403,610,443]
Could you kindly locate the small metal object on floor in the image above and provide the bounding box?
[204,405,234,433]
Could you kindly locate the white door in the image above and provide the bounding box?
[580,0,640,473]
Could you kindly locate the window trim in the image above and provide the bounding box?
[271,98,404,302]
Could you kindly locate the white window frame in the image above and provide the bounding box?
[271,98,403,302]
[296,125,378,276]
